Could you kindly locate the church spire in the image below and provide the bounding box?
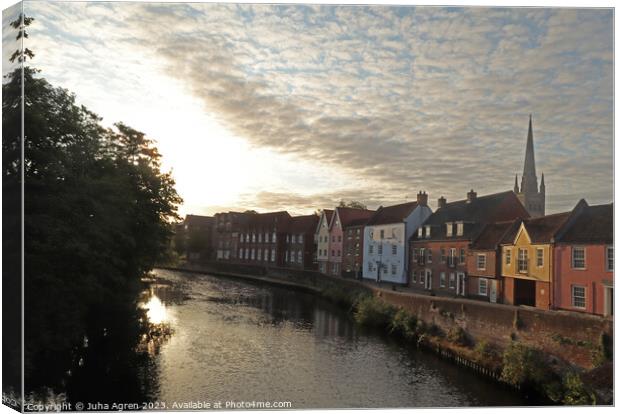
[514,174,519,193]
[521,114,538,193]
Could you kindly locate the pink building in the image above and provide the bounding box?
[553,201,613,317]
[327,207,375,276]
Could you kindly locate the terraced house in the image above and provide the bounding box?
[342,211,376,278]
[315,209,334,274]
[327,207,376,277]
[409,190,529,297]
[552,201,613,316]
[283,214,320,270]
[237,211,291,267]
[362,192,432,284]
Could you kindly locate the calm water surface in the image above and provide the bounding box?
[143,269,530,408]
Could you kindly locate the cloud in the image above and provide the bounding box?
[22,2,613,214]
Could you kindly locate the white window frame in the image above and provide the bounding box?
[479,278,488,296]
[440,272,446,287]
[369,244,374,254]
[425,225,431,238]
[449,273,456,289]
[571,285,586,309]
[505,248,511,266]
[572,247,586,269]
[477,254,486,270]
[417,227,423,238]
[427,248,432,263]
[391,264,397,275]
[456,222,464,236]
[536,248,544,267]
[446,222,453,237]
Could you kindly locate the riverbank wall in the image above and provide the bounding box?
[158,262,612,371]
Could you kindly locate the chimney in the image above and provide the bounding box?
[416,191,428,206]
[467,189,477,203]
[437,196,447,209]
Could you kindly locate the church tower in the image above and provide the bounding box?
[514,115,545,217]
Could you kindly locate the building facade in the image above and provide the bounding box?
[237,211,291,267]
[181,214,215,262]
[342,217,374,278]
[553,202,613,316]
[410,190,530,297]
[315,209,334,274]
[362,192,432,284]
[500,212,571,309]
[214,211,251,261]
[283,214,320,270]
[327,207,375,277]
[514,115,545,217]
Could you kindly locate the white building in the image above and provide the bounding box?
[362,192,432,284]
[315,209,334,274]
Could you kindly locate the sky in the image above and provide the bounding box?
[3,1,614,217]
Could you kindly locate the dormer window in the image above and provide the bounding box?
[425,225,431,238]
[417,228,423,238]
[456,222,464,236]
[446,222,453,237]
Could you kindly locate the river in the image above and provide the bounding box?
[132,268,532,409]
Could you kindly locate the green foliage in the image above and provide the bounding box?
[353,296,396,329]
[337,200,367,209]
[562,372,596,405]
[474,340,493,362]
[389,308,418,340]
[3,66,181,391]
[500,343,549,386]
[446,327,469,346]
[591,332,613,367]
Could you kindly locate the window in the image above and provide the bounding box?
[479,278,488,296]
[412,248,418,262]
[505,249,511,266]
[369,245,374,254]
[264,249,268,261]
[331,250,335,256]
[378,244,383,255]
[285,251,289,262]
[459,248,465,264]
[299,235,304,244]
[449,248,457,266]
[265,232,269,242]
[337,250,341,257]
[357,229,360,235]
[257,249,262,260]
[239,248,242,257]
[518,249,528,273]
[382,264,387,274]
[440,272,446,287]
[449,273,456,289]
[420,270,425,284]
[245,249,249,259]
[446,222,453,237]
[251,249,255,260]
[392,245,397,255]
[258,233,262,243]
[368,262,372,271]
[572,247,585,269]
[606,246,613,271]
[297,251,302,263]
[391,264,397,275]
[286,235,290,243]
[252,233,256,242]
[412,270,417,283]
[427,248,432,263]
[456,222,464,236]
[271,249,275,262]
[536,248,544,267]
[425,225,431,238]
[440,248,446,263]
[571,285,586,309]
[380,230,385,239]
[418,227,423,238]
[477,254,486,270]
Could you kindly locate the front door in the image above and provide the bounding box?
[456,272,466,296]
[425,269,432,290]
[490,280,498,303]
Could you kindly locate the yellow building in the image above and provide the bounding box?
[500,212,571,309]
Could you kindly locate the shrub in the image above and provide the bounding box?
[389,308,418,340]
[447,327,469,347]
[500,343,549,386]
[353,296,396,329]
[562,372,596,405]
[474,340,493,362]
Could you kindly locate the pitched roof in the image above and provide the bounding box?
[184,214,214,226]
[247,211,291,228]
[332,207,376,229]
[411,191,529,242]
[556,203,613,244]
[471,220,521,250]
[520,211,572,244]
[287,214,320,234]
[366,202,419,226]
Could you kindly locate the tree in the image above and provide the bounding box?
[9,13,35,63]
[338,200,367,209]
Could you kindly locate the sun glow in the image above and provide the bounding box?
[143,294,168,325]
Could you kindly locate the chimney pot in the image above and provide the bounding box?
[438,196,447,209]
[467,189,477,203]
[416,191,428,206]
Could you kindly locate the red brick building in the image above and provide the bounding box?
[237,211,291,267]
[328,207,376,277]
[342,215,375,279]
[552,201,613,316]
[283,214,320,270]
[214,211,251,261]
[467,220,521,303]
[409,190,530,297]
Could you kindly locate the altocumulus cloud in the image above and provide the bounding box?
[24,2,612,213]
